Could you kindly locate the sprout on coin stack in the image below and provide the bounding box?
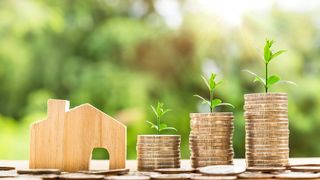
[243,39,296,170]
[191,73,235,168]
[136,102,180,171]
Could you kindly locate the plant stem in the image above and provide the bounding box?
[210,89,213,113]
[157,117,160,134]
[265,62,268,93]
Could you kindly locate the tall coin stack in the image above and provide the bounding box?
[244,93,289,168]
[189,112,234,168]
[137,135,181,171]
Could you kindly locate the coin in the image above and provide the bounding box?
[191,161,233,167]
[275,172,320,179]
[199,165,245,175]
[137,143,181,147]
[59,173,104,179]
[190,149,233,153]
[289,166,320,172]
[245,166,286,172]
[154,168,195,174]
[138,165,180,170]
[137,147,180,151]
[138,161,181,165]
[104,175,150,180]
[138,135,180,138]
[191,118,233,122]
[190,112,233,117]
[105,175,150,180]
[39,174,60,179]
[191,157,233,161]
[79,169,129,175]
[191,176,237,180]
[137,155,180,159]
[138,164,180,168]
[0,171,16,178]
[0,166,15,171]
[17,169,61,175]
[138,157,181,161]
[237,172,276,179]
[150,174,192,180]
[129,171,161,176]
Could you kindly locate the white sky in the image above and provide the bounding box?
[155,0,320,27]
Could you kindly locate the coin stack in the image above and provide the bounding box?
[189,112,234,168]
[137,135,181,171]
[244,93,289,168]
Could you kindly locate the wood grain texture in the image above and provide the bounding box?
[29,99,126,172]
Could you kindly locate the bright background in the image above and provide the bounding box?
[0,0,320,160]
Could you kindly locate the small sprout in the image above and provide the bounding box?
[146,102,177,134]
[243,39,296,92]
[194,73,234,113]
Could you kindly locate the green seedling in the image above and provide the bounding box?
[146,102,177,134]
[194,73,234,113]
[243,39,296,92]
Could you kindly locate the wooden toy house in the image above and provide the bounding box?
[29,99,126,172]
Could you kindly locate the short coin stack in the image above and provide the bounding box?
[189,112,234,168]
[244,93,289,168]
[137,135,181,171]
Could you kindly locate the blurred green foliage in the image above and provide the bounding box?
[0,0,320,160]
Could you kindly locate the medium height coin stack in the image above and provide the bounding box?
[189,112,234,168]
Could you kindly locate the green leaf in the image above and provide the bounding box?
[242,69,266,86]
[216,80,223,87]
[150,105,158,118]
[161,109,171,116]
[193,95,210,106]
[201,75,210,91]
[156,102,163,116]
[264,39,273,63]
[217,103,235,108]
[160,126,178,132]
[146,120,158,130]
[211,98,222,108]
[209,73,217,90]
[278,80,297,86]
[267,75,281,87]
[159,123,177,132]
[158,123,167,130]
[271,50,286,61]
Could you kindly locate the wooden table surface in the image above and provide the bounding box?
[1,158,320,171]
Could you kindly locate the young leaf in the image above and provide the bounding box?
[146,120,158,130]
[209,73,217,90]
[160,126,178,132]
[201,75,211,91]
[156,102,163,116]
[271,50,286,61]
[158,123,167,130]
[150,105,158,118]
[216,80,223,87]
[242,69,266,86]
[278,80,297,86]
[264,42,272,63]
[193,94,210,106]
[217,103,235,108]
[267,75,281,87]
[264,39,274,63]
[211,98,222,108]
[161,109,171,116]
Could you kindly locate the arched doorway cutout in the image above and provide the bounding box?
[90,147,110,170]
